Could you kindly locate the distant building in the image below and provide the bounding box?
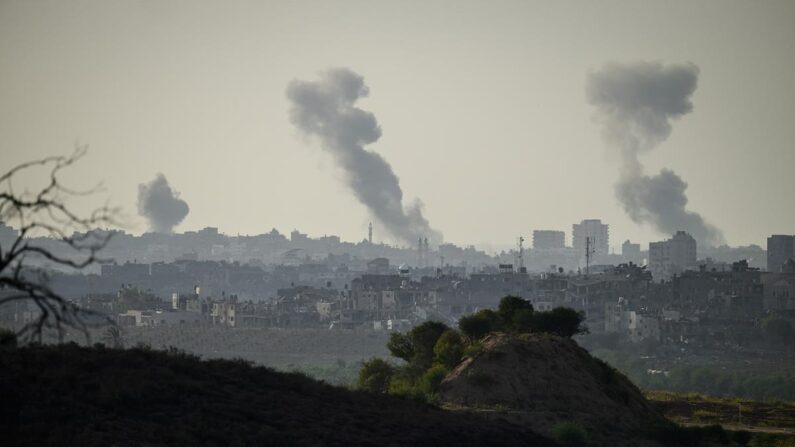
[649,231,697,281]
[572,219,609,258]
[761,259,795,311]
[767,234,795,272]
[532,230,566,250]
[622,240,642,263]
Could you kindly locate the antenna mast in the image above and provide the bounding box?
[517,236,525,272]
[585,236,596,275]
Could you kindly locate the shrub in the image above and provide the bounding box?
[463,341,484,358]
[553,422,587,447]
[420,364,448,396]
[357,358,394,393]
[433,329,464,369]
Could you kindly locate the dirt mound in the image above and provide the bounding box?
[439,332,665,445]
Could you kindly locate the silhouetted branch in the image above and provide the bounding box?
[0,147,120,342]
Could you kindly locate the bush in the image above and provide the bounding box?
[433,329,464,369]
[388,373,426,401]
[357,358,394,393]
[420,364,448,396]
[553,422,587,447]
[463,341,484,358]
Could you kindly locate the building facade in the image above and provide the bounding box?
[767,234,795,273]
[572,219,609,258]
[649,231,697,281]
[532,230,566,250]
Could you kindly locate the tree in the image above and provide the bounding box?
[458,309,499,342]
[357,358,394,393]
[497,295,533,327]
[0,148,117,341]
[386,332,414,363]
[408,321,449,370]
[433,329,464,369]
[533,307,587,338]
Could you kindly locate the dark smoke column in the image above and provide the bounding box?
[286,68,442,245]
[137,174,190,234]
[586,61,724,247]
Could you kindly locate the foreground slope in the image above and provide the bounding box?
[439,333,667,445]
[0,344,555,447]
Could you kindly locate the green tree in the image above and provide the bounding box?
[387,332,414,362]
[433,329,465,369]
[357,358,394,393]
[420,364,448,396]
[409,321,449,370]
[512,308,535,333]
[458,309,500,341]
[532,307,587,337]
[497,296,533,327]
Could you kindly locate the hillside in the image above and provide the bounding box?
[0,343,557,447]
[438,333,667,445]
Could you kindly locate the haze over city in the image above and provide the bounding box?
[2,0,794,250]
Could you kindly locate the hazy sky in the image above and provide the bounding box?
[1,0,793,250]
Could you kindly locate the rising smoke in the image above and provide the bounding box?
[286,68,442,245]
[137,174,190,234]
[586,61,724,247]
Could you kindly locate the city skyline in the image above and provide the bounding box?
[2,0,794,248]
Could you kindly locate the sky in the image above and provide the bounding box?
[1,0,793,251]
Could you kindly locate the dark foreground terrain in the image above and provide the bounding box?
[0,343,556,447]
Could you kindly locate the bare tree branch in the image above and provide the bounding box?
[0,147,120,342]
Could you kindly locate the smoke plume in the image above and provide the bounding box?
[586,61,724,247]
[286,68,442,245]
[137,174,189,234]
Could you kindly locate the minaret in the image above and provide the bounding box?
[368,222,373,244]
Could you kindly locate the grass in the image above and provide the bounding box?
[646,390,795,433]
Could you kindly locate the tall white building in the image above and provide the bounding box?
[572,219,609,258]
[649,231,697,281]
